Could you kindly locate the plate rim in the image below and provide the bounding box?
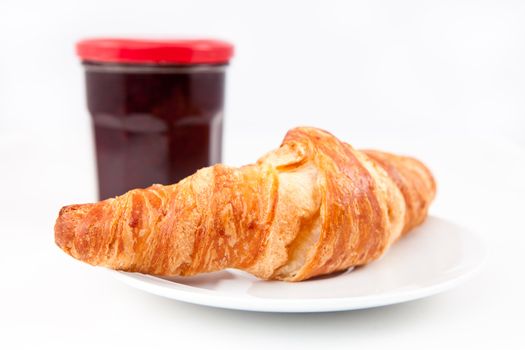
[112,217,486,313]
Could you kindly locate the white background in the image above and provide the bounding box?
[1,0,524,349]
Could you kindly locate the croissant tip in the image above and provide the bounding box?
[54,204,93,255]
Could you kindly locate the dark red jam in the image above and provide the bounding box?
[84,62,226,199]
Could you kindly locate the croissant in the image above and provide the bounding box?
[55,127,436,281]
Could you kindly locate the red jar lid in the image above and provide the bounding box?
[76,38,234,65]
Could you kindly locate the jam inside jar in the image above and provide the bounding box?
[77,39,233,199]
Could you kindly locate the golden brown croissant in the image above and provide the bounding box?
[55,127,436,281]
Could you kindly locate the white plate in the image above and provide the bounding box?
[114,216,485,313]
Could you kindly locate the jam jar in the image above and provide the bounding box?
[76,38,234,199]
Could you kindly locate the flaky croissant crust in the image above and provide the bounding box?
[55,127,436,281]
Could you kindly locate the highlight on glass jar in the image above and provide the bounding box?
[76,38,234,200]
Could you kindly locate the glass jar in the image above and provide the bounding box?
[76,38,234,199]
